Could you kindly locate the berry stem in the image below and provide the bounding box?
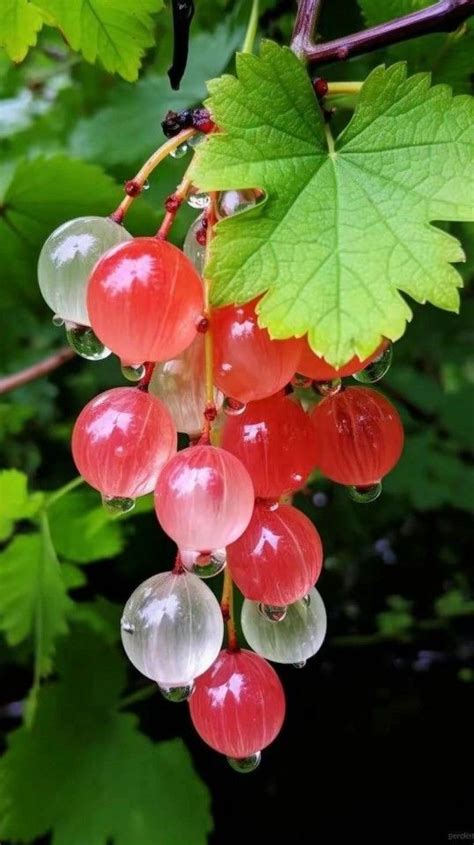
[221,567,239,652]
[110,127,196,223]
[156,175,193,240]
[291,0,474,64]
[241,0,260,54]
[327,81,363,95]
[0,346,75,395]
[46,475,85,509]
[201,195,218,439]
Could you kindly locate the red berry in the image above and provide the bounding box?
[227,501,323,605]
[312,77,328,98]
[87,238,203,364]
[297,339,388,381]
[212,298,301,403]
[221,393,317,498]
[311,386,404,486]
[189,649,285,757]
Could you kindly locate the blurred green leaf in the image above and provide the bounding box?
[0,0,44,62]
[435,588,474,618]
[0,469,43,540]
[0,627,212,845]
[48,489,125,563]
[377,595,413,635]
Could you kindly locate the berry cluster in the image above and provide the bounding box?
[37,183,403,772]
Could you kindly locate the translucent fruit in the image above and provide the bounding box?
[121,571,224,686]
[311,386,404,487]
[154,445,254,550]
[183,215,205,274]
[353,341,393,384]
[242,588,327,664]
[72,387,176,499]
[149,335,222,436]
[297,339,389,382]
[65,323,111,361]
[87,237,203,364]
[217,190,256,218]
[227,501,323,605]
[180,548,227,579]
[189,649,286,758]
[212,298,301,403]
[221,393,318,498]
[38,216,132,326]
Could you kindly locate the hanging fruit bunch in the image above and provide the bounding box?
[37,98,403,774]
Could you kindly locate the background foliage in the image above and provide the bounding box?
[0,0,472,842]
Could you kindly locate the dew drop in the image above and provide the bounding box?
[293,660,307,669]
[353,342,393,384]
[121,362,146,382]
[121,620,135,635]
[142,180,150,191]
[52,314,65,327]
[314,378,341,397]
[187,191,210,209]
[158,681,195,702]
[102,495,136,515]
[188,132,205,149]
[258,603,287,623]
[66,323,111,361]
[348,482,382,503]
[223,396,246,416]
[181,548,227,579]
[227,751,261,773]
[170,142,189,159]
[292,372,313,389]
[302,593,311,607]
[218,190,256,218]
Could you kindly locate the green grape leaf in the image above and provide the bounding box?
[0,0,45,62]
[0,469,43,541]
[376,595,413,636]
[32,0,164,81]
[0,628,212,845]
[48,490,125,563]
[69,21,245,166]
[0,529,71,674]
[0,155,158,308]
[192,42,474,366]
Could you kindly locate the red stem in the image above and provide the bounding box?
[0,346,75,395]
[291,0,474,64]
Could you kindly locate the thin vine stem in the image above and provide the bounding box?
[0,346,75,395]
[241,0,260,54]
[221,567,239,651]
[46,476,85,509]
[291,0,474,64]
[110,127,196,223]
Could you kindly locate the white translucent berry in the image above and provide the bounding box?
[149,334,222,436]
[120,570,224,685]
[241,588,327,664]
[38,216,132,325]
[183,214,205,274]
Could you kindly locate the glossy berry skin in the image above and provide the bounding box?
[154,445,254,550]
[87,238,203,364]
[227,502,323,605]
[72,387,176,498]
[311,386,404,485]
[297,339,387,381]
[221,394,317,498]
[212,298,301,403]
[189,649,285,757]
[38,216,132,326]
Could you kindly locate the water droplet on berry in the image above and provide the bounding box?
[187,191,210,209]
[258,603,287,623]
[188,132,205,149]
[181,548,226,579]
[158,681,195,702]
[66,323,111,360]
[348,482,382,503]
[227,751,261,773]
[353,342,393,384]
[121,362,146,382]
[142,180,150,191]
[120,620,135,634]
[170,142,189,159]
[223,396,246,416]
[302,593,311,607]
[293,660,307,669]
[102,495,136,515]
[52,314,65,327]
[314,378,341,397]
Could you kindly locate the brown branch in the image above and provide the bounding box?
[0,347,75,395]
[291,0,474,64]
